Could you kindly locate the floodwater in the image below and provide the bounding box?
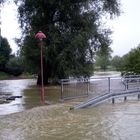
[0,101,140,140]
[0,79,61,115]
[0,73,140,139]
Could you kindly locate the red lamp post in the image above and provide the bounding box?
[35,31,46,104]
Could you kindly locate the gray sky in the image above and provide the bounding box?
[1,2,21,53]
[109,0,140,56]
[1,0,140,56]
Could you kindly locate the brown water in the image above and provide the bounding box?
[0,79,61,115]
[0,101,140,140]
[0,78,140,139]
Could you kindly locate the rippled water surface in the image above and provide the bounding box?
[0,101,140,140]
[0,79,61,115]
[0,75,140,140]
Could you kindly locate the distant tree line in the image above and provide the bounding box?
[0,36,11,69]
[95,46,113,71]
[111,45,140,75]
[95,43,140,75]
[0,36,23,76]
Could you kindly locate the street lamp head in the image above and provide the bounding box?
[35,31,46,41]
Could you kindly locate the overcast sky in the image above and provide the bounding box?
[109,0,140,56]
[1,0,140,56]
[1,2,21,53]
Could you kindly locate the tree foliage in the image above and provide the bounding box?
[111,55,123,70]
[95,46,112,71]
[0,36,11,69]
[14,0,120,84]
[121,45,140,74]
[6,55,24,76]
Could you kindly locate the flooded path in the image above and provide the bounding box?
[0,79,35,115]
[0,71,121,115]
[0,101,140,140]
[0,72,140,139]
[0,79,61,115]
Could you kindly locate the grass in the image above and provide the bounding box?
[0,72,37,80]
[0,72,13,80]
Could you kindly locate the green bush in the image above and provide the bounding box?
[0,72,11,80]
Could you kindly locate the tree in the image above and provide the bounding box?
[95,46,113,71]
[6,55,24,76]
[121,45,140,74]
[15,0,120,84]
[111,55,123,71]
[0,36,11,69]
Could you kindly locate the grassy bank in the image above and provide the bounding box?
[0,72,36,80]
[0,72,13,80]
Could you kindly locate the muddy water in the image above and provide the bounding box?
[0,101,140,140]
[0,77,140,139]
[0,79,61,115]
